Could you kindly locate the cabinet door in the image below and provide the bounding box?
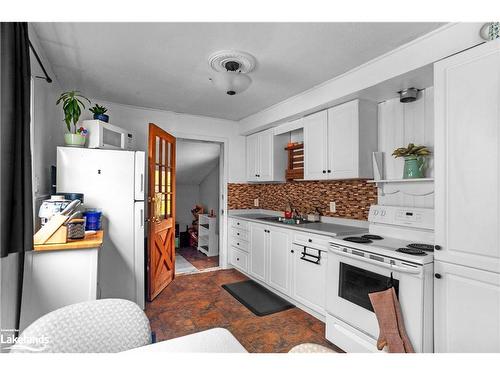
[434,40,500,273]
[258,130,273,181]
[267,227,291,295]
[327,100,359,179]
[246,133,260,181]
[434,261,500,353]
[249,223,267,282]
[304,110,328,180]
[292,248,327,314]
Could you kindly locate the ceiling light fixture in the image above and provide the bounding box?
[208,50,256,96]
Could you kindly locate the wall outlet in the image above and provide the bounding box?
[329,201,336,213]
[254,198,259,207]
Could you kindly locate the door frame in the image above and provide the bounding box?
[171,132,229,269]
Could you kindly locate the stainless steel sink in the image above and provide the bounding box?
[256,216,311,225]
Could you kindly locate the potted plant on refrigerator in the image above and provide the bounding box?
[57,90,91,147]
[392,143,431,179]
[89,103,109,122]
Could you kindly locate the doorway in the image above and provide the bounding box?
[174,138,222,275]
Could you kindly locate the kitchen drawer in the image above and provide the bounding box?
[231,227,249,241]
[230,218,249,231]
[230,247,248,272]
[231,237,249,252]
[293,231,331,251]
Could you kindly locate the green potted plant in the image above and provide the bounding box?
[89,104,109,123]
[57,90,91,147]
[392,143,431,179]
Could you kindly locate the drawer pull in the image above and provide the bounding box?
[236,257,240,261]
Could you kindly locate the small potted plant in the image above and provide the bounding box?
[392,143,431,179]
[57,90,91,147]
[89,104,109,122]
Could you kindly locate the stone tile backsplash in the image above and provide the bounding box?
[228,180,378,221]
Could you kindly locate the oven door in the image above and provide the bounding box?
[326,247,425,351]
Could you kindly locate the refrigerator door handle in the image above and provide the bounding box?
[140,173,144,193]
[140,208,144,228]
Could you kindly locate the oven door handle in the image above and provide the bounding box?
[329,247,422,275]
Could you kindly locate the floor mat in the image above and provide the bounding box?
[222,279,295,316]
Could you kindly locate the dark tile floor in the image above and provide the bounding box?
[177,246,219,270]
[145,268,341,353]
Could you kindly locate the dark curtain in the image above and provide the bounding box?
[0,22,33,259]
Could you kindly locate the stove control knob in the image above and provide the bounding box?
[381,210,386,217]
[373,210,379,216]
[435,273,442,279]
[434,245,442,250]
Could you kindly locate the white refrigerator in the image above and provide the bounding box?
[57,147,145,309]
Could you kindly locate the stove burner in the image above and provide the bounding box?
[362,234,384,240]
[396,247,427,256]
[408,243,434,252]
[344,236,373,244]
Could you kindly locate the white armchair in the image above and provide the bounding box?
[10,299,151,353]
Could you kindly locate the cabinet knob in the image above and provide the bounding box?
[237,243,240,246]
[237,233,240,235]
[328,170,331,173]
[237,223,240,225]
[291,249,294,253]
[434,245,442,250]
[435,273,442,279]
[308,239,312,243]
[236,258,240,261]
[322,170,326,173]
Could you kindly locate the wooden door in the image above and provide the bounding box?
[434,40,500,273]
[249,223,267,282]
[303,110,328,180]
[327,100,359,179]
[434,261,500,353]
[147,123,176,301]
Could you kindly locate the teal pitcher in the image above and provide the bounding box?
[403,156,425,179]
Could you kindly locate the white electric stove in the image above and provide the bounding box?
[326,205,435,353]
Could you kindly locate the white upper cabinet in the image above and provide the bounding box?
[246,129,288,182]
[434,39,500,273]
[304,99,377,180]
[304,110,328,180]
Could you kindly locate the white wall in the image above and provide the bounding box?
[199,163,220,230]
[377,87,434,208]
[176,184,200,232]
[82,100,246,183]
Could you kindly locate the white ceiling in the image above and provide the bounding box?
[32,22,444,121]
[176,139,220,185]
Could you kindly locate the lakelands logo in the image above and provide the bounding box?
[1,331,50,352]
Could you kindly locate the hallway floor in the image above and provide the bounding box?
[176,246,219,272]
[145,268,341,353]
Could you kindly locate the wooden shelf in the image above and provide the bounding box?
[285,143,304,181]
[368,178,434,183]
[368,178,434,196]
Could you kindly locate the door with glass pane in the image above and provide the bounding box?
[147,123,176,301]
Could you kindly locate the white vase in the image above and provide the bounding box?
[64,133,86,147]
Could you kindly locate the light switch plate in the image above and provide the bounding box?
[330,201,336,213]
[254,198,259,207]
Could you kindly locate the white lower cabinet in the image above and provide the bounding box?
[434,261,500,353]
[249,223,267,282]
[230,247,248,273]
[291,244,328,314]
[268,227,292,295]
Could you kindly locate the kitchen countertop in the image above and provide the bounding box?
[229,212,366,237]
[33,231,104,252]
